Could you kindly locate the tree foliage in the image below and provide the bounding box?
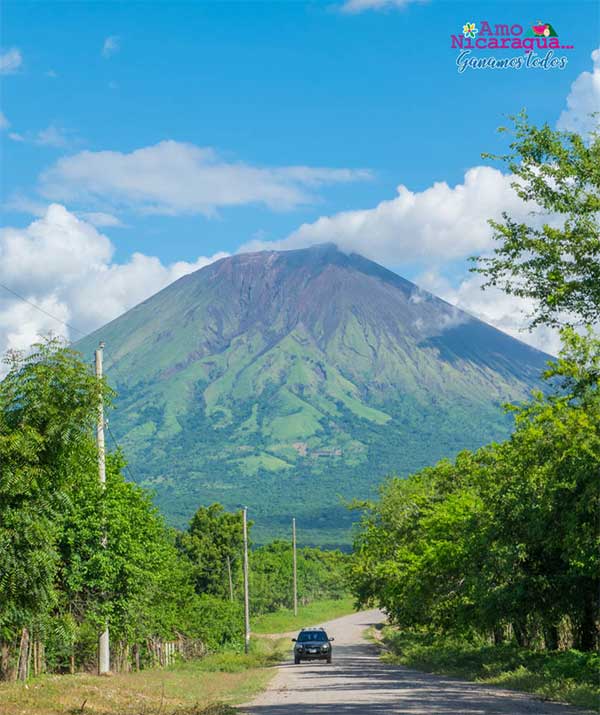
[250,541,348,615]
[0,340,107,646]
[350,333,600,650]
[473,113,600,328]
[177,504,244,599]
[0,339,348,678]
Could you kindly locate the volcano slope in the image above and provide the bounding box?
[76,244,549,545]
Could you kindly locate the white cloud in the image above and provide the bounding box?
[102,35,120,58]
[0,48,22,74]
[416,269,562,356]
[0,111,9,129]
[1,204,113,297]
[39,140,371,215]
[0,294,73,359]
[341,0,425,13]
[0,205,227,366]
[36,125,69,148]
[1,124,74,147]
[78,211,124,227]
[243,166,533,265]
[2,193,48,216]
[557,47,600,138]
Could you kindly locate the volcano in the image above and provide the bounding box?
[77,244,549,545]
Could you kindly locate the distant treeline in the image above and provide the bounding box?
[350,329,599,651]
[0,340,347,680]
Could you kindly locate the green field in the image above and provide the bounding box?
[379,627,600,712]
[252,596,356,634]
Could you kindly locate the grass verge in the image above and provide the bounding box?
[252,596,356,634]
[380,626,600,712]
[0,637,288,715]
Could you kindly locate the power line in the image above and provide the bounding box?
[0,281,120,373]
[100,346,120,374]
[106,421,139,484]
[0,281,87,338]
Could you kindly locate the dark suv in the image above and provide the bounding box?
[292,627,334,664]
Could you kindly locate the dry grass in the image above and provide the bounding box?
[0,639,287,715]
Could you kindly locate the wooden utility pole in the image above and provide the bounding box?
[292,517,298,616]
[95,342,110,675]
[242,507,250,654]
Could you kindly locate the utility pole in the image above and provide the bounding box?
[242,507,250,654]
[292,517,298,617]
[95,342,110,675]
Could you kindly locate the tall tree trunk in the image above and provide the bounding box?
[544,624,559,651]
[579,586,599,652]
[32,640,38,677]
[227,556,234,602]
[17,628,30,682]
[493,626,505,645]
[512,620,530,648]
[1,642,11,681]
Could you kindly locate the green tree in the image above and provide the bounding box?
[53,446,198,669]
[0,339,108,677]
[177,504,244,599]
[473,113,600,328]
[250,540,349,614]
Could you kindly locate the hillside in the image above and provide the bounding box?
[77,244,549,545]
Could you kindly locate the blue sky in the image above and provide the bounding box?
[1,0,599,358]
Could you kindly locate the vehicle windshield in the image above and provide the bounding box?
[298,631,328,642]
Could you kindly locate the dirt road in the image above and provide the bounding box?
[241,609,591,715]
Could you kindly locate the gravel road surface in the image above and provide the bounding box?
[240,609,592,715]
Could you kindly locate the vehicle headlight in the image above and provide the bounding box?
[322,644,329,650]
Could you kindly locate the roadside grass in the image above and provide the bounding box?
[252,596,356,634]
[0,638,288,715]
[380,626,600,712]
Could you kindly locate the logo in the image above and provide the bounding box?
[451,20,574,73]
[462,22,478,39]
[527,21,558,38]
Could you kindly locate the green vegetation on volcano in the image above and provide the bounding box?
[77,244,549,544]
